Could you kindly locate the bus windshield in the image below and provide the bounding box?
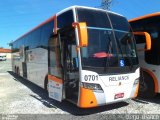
[76,8,138,74]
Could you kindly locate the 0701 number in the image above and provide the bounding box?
[84,75,98,81]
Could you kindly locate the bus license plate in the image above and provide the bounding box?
[114,93,124,99]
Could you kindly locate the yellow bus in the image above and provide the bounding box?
[129,13,160,98]
[11,6,149,108]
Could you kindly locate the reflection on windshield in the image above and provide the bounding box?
[93,52,113,58]
[81,28,138,68]
[115,32,137,57]
[115,32,137,69]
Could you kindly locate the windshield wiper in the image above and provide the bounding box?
[104,33,112,72]
[115,36,124,59]
[123,33,134,70]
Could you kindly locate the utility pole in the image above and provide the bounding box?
[101,0,113,10]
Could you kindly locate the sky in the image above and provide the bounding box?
[0,0,160,48]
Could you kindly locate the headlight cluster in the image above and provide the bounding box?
[81,82,103,92]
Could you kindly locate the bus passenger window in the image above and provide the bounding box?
[150,31,158,39]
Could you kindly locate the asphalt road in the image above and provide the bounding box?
[0,60,160,119]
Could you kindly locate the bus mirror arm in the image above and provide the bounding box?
[72,22,88,47]
[133,32,151,51]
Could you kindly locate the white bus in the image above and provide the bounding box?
[11,6,147,108]
[129,13,160,98]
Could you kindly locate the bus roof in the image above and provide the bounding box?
[56,5,124,17]
[129,12,160,22]
[13,6,124,43]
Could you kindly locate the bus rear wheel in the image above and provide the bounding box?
[14,66,17,73]
[17,67,20,75]
[138,71,156,98]
[44,76,49,96]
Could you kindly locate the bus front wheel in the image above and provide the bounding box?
[138,71,156,98]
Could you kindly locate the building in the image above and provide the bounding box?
[0,48,12,59]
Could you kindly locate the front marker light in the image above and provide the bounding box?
[134,78,139,86]
[81,82,103,92]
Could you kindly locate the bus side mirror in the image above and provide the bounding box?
[72,22,88,47]
[133,32,151,51]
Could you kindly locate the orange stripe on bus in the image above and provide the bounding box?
[129,12,160,22]
[78,87,98,108]
[141,68,159,93]
[48,74,63,84]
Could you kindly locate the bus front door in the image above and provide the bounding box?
[48,27,79,103]
[59,28,79,103]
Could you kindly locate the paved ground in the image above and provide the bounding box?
[0,60,160,119]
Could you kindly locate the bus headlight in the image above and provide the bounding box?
[81,82,103,92]
[134,78,139,86]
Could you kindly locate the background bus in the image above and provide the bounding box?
[11,6,140,108]
[129,13,160,98]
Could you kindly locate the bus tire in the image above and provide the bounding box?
[15,66,17,73]
[17,67,20,75]
[44,76,49,95]
[16,67,18,74]
[138,71,156,98]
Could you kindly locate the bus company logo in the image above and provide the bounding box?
[109,75,129,82]
[120,59,125,67]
